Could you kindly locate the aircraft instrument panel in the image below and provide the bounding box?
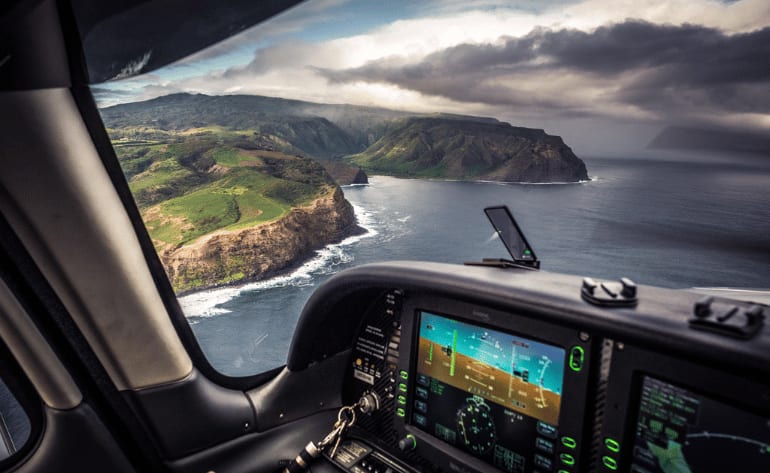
[330,269,770,473]
[413,312,565,471]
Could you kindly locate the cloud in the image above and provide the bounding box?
[560,0,770,34]
[318,20,770,127]
[174,0,351,65]
[99,0,770,145]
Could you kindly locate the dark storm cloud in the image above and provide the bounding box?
[319,20,770,118]
[534,21,770,81]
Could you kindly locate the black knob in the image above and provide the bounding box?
[694,297,713,318]
[398,434,417,451]
[746,305,765,321]
[620,278,636,298]
[582,278,598,294]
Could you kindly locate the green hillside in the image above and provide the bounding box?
[347,117,589,182]
[103,93,588,183]
[111,127,334,251]
[101,93,400,158]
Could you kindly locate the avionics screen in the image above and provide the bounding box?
[412,311,565,473]
[631,376,770,473]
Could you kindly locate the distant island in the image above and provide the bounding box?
[350,116,588,182]
[648,126,770,156]
[102,93,588,292]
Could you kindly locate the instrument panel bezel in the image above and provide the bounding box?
[394,292,595,473]
[600,343,770,472]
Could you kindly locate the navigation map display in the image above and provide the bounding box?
[412,311,565,473]
[631,376,770,473]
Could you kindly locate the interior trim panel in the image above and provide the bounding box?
[0,88,192,391]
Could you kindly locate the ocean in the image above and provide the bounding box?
[180,154,770,376]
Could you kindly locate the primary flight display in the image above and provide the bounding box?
[412,311,566,473]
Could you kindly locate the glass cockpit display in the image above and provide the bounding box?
[412,312,565,473]
[631,376,770,473]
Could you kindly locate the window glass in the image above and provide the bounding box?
[0,377,31,461]
[92,0,770,377]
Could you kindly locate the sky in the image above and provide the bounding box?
[93,0,770,155]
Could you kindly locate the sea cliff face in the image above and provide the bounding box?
[348,117,589,183]
[320,161,369,185]
[161,186,361,293]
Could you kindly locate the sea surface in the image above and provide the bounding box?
[181,154,770,376]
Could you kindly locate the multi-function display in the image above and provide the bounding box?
[631,376,770,473]
[412,311,565,473]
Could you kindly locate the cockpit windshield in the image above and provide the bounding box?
[87,0,770,377]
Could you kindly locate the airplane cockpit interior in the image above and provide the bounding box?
[1,1,768,472]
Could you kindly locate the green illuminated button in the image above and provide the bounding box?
[397,395,407,405]
[557,470,570,473]
[399,370,409,380]
[398,382,407,393]
[602,456,618,471]
[396,407,406,417]
[604,437,620,453]
[569,346,585,372]
[559,453,575,466]
[561,436,577,449]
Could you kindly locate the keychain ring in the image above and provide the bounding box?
[338,405,357,426]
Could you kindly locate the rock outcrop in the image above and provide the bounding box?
[349,117,589,182]
[161,186,362,293]
[320,161,369,185]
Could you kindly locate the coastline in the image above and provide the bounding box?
[162,185,363,294]
[174,220,365,298]
[177,201,375,318]
[358,173,593,185]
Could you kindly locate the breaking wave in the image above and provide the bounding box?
[179,202,378,321]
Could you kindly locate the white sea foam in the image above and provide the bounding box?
[179,202,378,320]
[474,178,593,186]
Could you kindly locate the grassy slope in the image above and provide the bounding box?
[344,116,588,182]
[111,127,332,251]
[347,117,539,178]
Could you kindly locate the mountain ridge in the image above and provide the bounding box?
[349,116,589,182]
[102,93,589,183]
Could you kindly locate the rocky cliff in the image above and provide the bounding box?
[161,186,361,293]
[102,94,590,183]
[320,161,369,185]
[348,117,589,182]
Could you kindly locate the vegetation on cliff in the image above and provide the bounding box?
[111,127,360,292]
[103,94,588,183]
[348,117,589,182]
[162,186,357,293]
[104,93,589,291]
